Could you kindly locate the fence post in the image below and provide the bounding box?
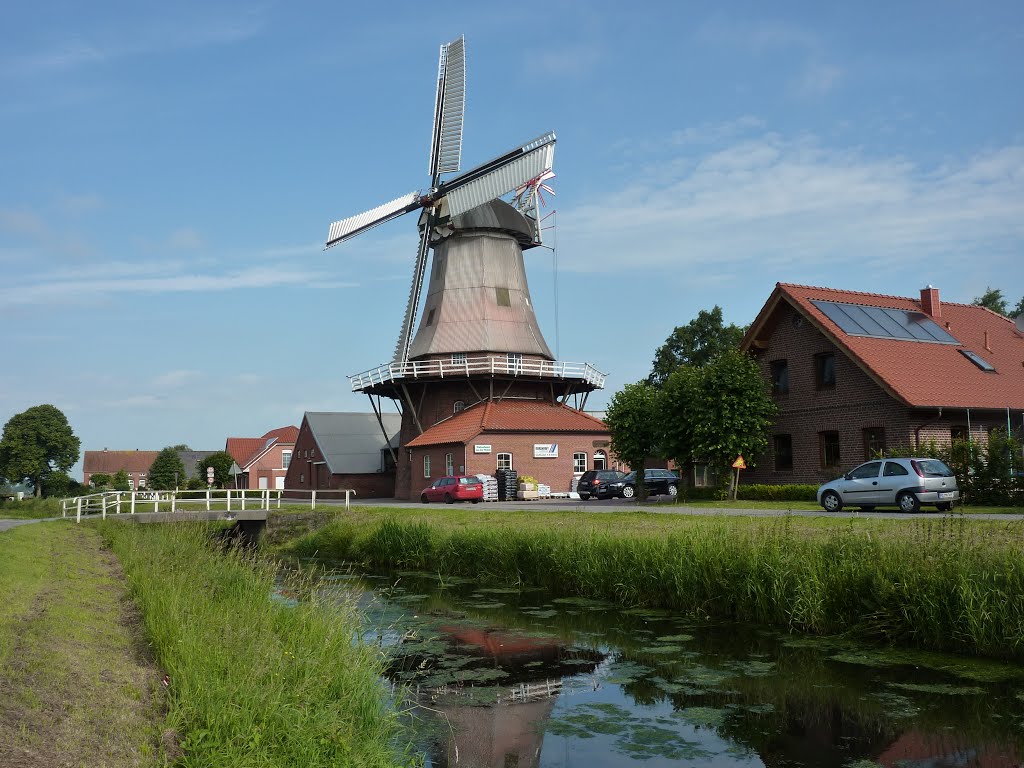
[116,493,122,515]
[277,491,281,509]
[344,490,352,510]
[311,490,317,510]
[76,497,82,523]
[241,492,246,511]
[206,489,211,511]
[102,495,107,520]
[171,492,176,514]
[131,492,136,515]
[227,489,232,512]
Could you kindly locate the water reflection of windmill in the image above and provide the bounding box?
[326,36,605,499]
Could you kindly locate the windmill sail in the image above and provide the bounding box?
[428,36,465,179]
[442,133,555,218]
[393,221,434,363]
[326,192,421,249]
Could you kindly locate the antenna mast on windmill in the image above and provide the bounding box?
[326,37,605,499]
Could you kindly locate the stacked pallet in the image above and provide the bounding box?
[495,469,519,501]
[475,474,499,502]
[537,484,551,498]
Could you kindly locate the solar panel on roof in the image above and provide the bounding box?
[810,300,960,344]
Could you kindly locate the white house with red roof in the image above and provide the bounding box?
[225,425,299,490]
[741,284,1024,484]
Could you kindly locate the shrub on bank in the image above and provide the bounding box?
[283,513,1024,660]
[678,484,818,502]
[101,522,411,768]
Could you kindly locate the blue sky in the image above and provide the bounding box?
[2,1,1022,475]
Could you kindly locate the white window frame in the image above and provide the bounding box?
[507,353,523,373]
[451,352,467,366]
[281,450,292,469]
[497,452,513,471]
[573,452,588,473]
[445,452,454,476]
[593,450,607,470]
[453,400,465,413]
[423,455,431,478]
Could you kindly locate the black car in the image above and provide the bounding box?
[608,469,679,499]
[577,470,626,500]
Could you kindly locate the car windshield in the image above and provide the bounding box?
[620,472,635,482]
[915,459,955,477]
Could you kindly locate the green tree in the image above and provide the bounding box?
[0,404,81,497]
[111,469,131,492]
[1013,295,1024,318]
[973,287,1008,316]
[661,349,777,492]
[197,451,235,488]
[648,306,745,387]
[148,448,186,490]
[90,472,112,488]
[604,381,663,500]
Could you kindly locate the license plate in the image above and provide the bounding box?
[938,491,954,499]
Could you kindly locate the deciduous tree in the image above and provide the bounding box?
[112,469,131,492]
[197,451,235,488]
[604,381,662,500]
[973,287,1009,316]
[90,473,112,488]
[648,306,745,387]
[0,404,80,497]
[148,448,186,490]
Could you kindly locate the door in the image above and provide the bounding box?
[839,461,883,505]
[258,476,269,490]
[275,476,285,490]
[877,460,911,504]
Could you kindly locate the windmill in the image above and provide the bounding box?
[326,35,557,364]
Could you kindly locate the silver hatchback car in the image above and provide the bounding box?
[817,457,959,513]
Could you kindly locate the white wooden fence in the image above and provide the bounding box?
[61,488,356,523]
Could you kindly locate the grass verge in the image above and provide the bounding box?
[278,507,1024,660]
[0,521,160,766]
[0,497,64,519]
[99,521,413,768]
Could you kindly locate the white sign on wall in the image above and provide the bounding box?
[474,444,492,454]
[533,443,558,458]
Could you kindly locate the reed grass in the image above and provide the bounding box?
[282,510,1024,660]
[99,521,413,768]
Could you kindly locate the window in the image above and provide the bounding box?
[820,431,841,468]
[497,452,512,471]
[593,450,607,470]
[770,360,789,395]
[282,450,292,469]
[863,428,885,459]
[453,400,465,413]
[959,349,996,371]
[507,353,523,373]
[423,455,431,478]
[445,452,454,476]
[815,353,836,389]
[573,452,587,473]
[773,434,793,471]
[849,462,882,479]
[451,352,467,366]
[883,461,909,477]
[299,473,304,483]
[426,308,436,326]
[951,425,967,442]
[495,287,511,307]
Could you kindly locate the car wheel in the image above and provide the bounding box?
[821,490,843,512]
[859,505,875,512]
[897,492,920,513]
[622,485,635,499]
[420,494,429,504]
[936,502,952,512]
[472,498,481,504]
[444,493,454,504]
[667,484,678,498]
[579,493,590,500]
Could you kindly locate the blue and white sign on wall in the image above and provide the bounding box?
[533,443,558,458]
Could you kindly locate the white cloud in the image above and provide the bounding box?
[556,131,1024,275]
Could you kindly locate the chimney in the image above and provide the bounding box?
[920,286,941,317]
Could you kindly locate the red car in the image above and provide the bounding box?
[420,475,484,504]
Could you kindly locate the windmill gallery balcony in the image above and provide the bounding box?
[349,354,607,393]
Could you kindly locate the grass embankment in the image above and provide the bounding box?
[0,497,64,519]
[100,522,412,768]
[0,521,159,766]
[280,507,1024,660]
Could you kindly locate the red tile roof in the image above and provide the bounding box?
[406,400,608,447]
[83,450,159,474]
[225,437,267,467]
[744,283,1024,410]
[262,425,299,443]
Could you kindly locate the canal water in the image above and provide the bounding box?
[309,567,1024,768]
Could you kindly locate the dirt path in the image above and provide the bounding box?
[0,522,163,767]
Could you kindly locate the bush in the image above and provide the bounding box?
[737,484,818,502]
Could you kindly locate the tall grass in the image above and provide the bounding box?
[283,512,1024,660]
[100,522,413,768]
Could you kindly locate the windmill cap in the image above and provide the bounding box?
[443,199,538,248]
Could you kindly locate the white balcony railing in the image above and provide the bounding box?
[348,355,607,391]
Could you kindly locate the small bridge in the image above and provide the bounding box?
[61,488,356,523]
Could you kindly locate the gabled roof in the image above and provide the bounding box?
[177,450,218,479]
[406,400,608,448]
[225,425,298,469]
[743,283,1024,410]
[83,450,159,474]
[302,412,402,475]
[262,425,299,443]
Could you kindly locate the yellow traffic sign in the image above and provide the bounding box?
[732,456,747,469]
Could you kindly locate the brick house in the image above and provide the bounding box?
[285,412,402,498]
[225,425,298,490]
[741,284,1024,485]
[404,399,612,495]
[83,450,158,489]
